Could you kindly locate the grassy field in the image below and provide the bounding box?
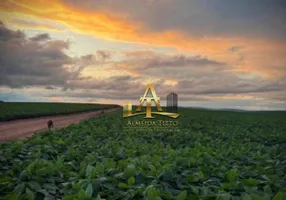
[0,108,286,199]
[0,102,120,121]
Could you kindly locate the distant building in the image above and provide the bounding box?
[166,92,178,113]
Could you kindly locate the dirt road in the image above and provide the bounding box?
[0,107,120,141]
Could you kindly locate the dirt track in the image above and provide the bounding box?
[0,107,120,141]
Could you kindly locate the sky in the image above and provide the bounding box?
[0,0,286,110]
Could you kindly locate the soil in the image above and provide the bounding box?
[0,107,120,141]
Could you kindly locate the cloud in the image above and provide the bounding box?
[0,22,71,88]
[63,0,286,40]
[0,22,113,88]
[52,89,209,102]
[59,47,286,103]
[175,77,286,95]
[49,96,64,101]
[45,85,57,90]
[123,50,155,58]
[0,22,285,109]
[119,53,225,70]
[228,46,244,53]
[30,33,51,42]
[50,72,286,103]
[0,15,64,32]
[66,75,143,91]
[111,52,225,73]
[1,0,285,80]
[96,50,113,62]
[106,51,228,81]
[146,55,224,68]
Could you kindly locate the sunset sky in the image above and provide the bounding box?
[0,0,286,110]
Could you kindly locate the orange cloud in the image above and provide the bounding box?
[1,0,285,78]
[0,0,249,52]
[1,17,63,32]
[49,96,64,101]
[123,50,156,57]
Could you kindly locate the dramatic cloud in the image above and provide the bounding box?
[0,22,112,88]
[0,24,70,88]
[96,50,113,62]
[30,33,51,42]
[175,77,286,96]
[66,75,142,91]
[45,85,57,90]
[127,54,225,70]
[63,0,286,40]
[1,23,285,107]
[1,0,285,79]
[0,0,286,110]
[228,46,244,53]
[107,51,230,82]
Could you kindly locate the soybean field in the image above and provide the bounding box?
[0,108,286,200]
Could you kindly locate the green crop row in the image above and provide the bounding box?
[0,102,120,121]
[0,108,286,200]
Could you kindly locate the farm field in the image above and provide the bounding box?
[0,102,120,121]
[0,108,286,200]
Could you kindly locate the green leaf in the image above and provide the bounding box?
[128,176,135,186]
[216,193,231,200]
[95,194,101,200]
[176,190,187,200]
[78,188,87,200]
[250,193,261,200]
[28,181,41,192]
[56,139,64,144]
[19,170,29,181]
[190,186,198,195]
[95,163,104,174]
[118,183,129,189]
[242,193,252,200]
[161,169,174,181]
[44,196,56,200]
[243,178,260,186]
[272,192,286,200]
[198,171,204,180]
[221,182,232,190]
[187,175,195,182]
[149,165,156,172]
[124,164,136,178]
[0,176,12,184]
[146,186,160,200]
[225,168,238,183]
[26,188,34,200]
[187,194,197,200]
[263,185,272,194]
[85,165,93,178]
[13,183,26,196]
[85,183,93,198]
[7,192,18,200]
